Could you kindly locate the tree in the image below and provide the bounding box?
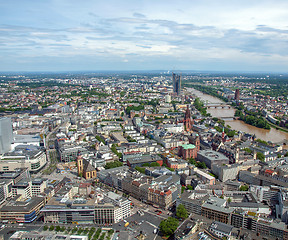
[111,144,123,159]
[142,163,150,167]
[159,217,179,236]
[96,135,105,144]
[176,204,188,220]
[256,152,265,162]
[187,185,193,190]
[150,162,160,167]
[135,166,146,174]
[243,148,252,154]
[196,161,207,169]
[104,160,123,169]
[240,185,249,191]
[181,186,186,194]
[189,158,196,165]
[43,226,48,231]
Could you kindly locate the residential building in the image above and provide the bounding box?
[201,197,233,224]
[31,178,47,197]
[12,178,32,200]
[209,221,234,239]
[177,191,209,215]
[0,179,13,204]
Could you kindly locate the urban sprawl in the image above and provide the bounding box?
[0,72,288,240]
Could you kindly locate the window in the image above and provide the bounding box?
[31,162,40,170]
[3,166,9,171]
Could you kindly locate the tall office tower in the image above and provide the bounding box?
[172,73,181,95]
[0,117,13,154]
[235,89,240,101]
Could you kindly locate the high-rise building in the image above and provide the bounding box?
[0,118,13,154]
[172,73,181,95]
[234,89,240,101]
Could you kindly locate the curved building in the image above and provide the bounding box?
[0,145,47,173]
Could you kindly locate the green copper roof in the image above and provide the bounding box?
[181,144,196,149]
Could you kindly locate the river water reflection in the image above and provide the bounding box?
[188,88,288,143]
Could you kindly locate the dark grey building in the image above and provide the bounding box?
[172,73,181,95]
[197,150,229,169]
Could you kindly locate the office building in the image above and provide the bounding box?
[0,196,45,223]
[172,73,181,95]
[0,145,47,173]
[41,198,95,224]
[0,117,13,154]
[197,150,229,169]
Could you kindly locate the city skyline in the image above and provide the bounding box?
[1,0,288,72]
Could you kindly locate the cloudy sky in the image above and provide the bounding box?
[1,0,288,72]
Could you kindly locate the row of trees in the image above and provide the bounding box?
[235,110,271,130]
[193,98,210,117]
[43,225,101,238]
[126,104,145,115]
[189,158,207,169]
[110,144,123,159]
[214,125,236,137]
[104,160,123,169]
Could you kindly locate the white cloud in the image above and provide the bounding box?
[0,0,288,71]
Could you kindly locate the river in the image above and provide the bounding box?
[188,88,288,143]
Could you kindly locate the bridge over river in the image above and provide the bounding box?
[204,102,232,109]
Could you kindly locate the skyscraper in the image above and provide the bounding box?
[172,73,181,95]
[0,117,13,154]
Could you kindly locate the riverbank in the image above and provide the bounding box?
[267,121,288,133]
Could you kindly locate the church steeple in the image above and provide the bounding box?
[77,155,83,176]
[184,105,193,132]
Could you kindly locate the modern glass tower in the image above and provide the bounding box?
[0,117,13,154]
[172,73,181,95]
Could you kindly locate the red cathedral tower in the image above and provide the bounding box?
[184,105,193,132]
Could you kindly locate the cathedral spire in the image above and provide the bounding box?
[184,105,193,132]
